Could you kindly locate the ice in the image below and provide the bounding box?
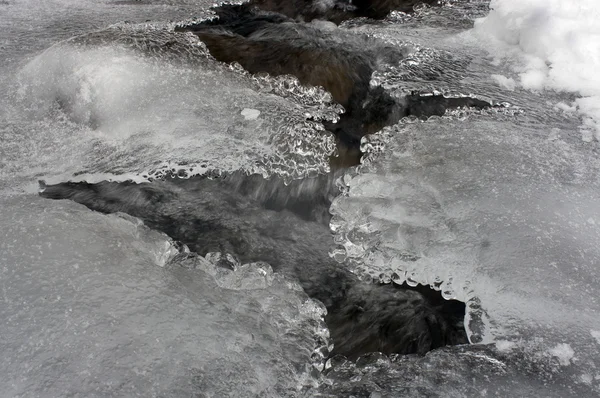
[312,344,597,397]
[0,195,328,397]
[2,0,600,395]
[0,24,339,192]
[330,116,600,392]
[473,0,600,135]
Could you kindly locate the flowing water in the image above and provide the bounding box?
[1,0,599,396]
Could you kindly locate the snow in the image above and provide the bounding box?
[495,340,516,352]
[491,74,516,91]
[241,108,261,120]
[592,330,600,345]
[474,0,600,137]
[548,343,575,366]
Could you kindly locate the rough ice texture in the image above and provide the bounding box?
[312,343,598,397]
[0,196,328,397]
[473,0,600,137]
[5,24,338,190]
[329,117,600,384]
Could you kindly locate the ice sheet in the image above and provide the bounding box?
[0,195,328,397]
[313,343,599,397]
[330,118,600,391]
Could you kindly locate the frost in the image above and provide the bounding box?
[548,344,575,367]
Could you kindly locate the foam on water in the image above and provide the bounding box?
[473,0,600,138]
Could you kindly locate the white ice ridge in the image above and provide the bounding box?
[473,0,600,137]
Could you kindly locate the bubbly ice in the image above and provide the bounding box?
[0,196,328,397]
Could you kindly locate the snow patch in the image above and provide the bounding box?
[241,108,261,120]
[548,343,575,366]
[591,330,600,345]
[495,340,516,352]
[580,374,593,385]
[474,0,600,135]
[491,74,516,91]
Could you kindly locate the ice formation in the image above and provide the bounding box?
[2,0,600,396]
[329,115,600,394]
[312,344,594,397]
[4,24,338,191]
[0,196,328,396]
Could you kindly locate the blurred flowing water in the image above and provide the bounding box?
[1,0,599,396]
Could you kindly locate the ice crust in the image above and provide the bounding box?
[473,0,600,136]
[312,343,598,397]
[2,24,338,192]
[0,196,328,397]
[329,117,600,393]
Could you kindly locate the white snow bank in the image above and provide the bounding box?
[474,0,600,136]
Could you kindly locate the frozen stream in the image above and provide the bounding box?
[1,0,599,396]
